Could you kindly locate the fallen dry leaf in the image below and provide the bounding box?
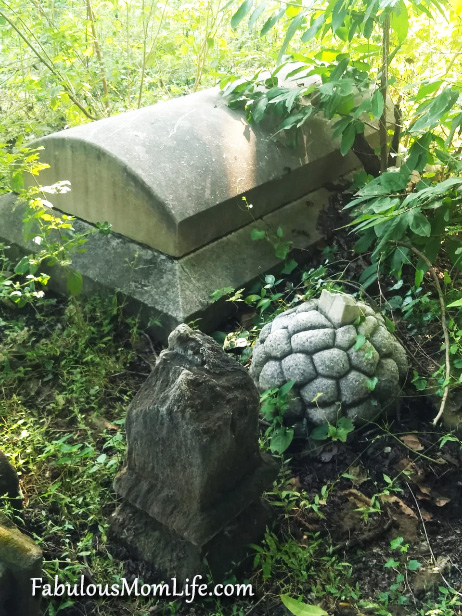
[435,497,451,507]
[381,494,417,518]
[286,476,302,490]
[343,488,372,508]
[421,510,433,521]
[416,483,432,495]
[400,434,424,451]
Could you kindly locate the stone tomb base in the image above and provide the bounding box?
[0,188,329,340]
[111,499,271,582]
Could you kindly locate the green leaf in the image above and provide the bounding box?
[301,14,326,42]
[340,122,356,156]
[410,88,459,133]
[407,560,422,571]
[251,228,266,241]
[280,595,329,616]
[408,210,431,237]
[390,536,404,549]
[378,171,408,192]
[390,0,408,43]
[252,96,268,123]
[14,256,31,275]
[354,333,366,351]
[414,268,425,288]
[332,0,347,33]
[260,7,285,36]
[270,427,294,453]
[248,1,267,30]
[310,424,330,441]
[279,379,296,397]
[231,0,254,30]
[366,376,378,391]
[371,89,384,120]
[384,558,400,568]
[11,171,24,193]
[281,259,298,274]
[336,417,354,441]
[67,270,83,296]
[447,297,462,308]
[277,11,305,63]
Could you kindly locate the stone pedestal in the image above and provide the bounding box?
[112,325,278,581]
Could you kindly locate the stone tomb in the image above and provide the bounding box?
[0,87,380,337]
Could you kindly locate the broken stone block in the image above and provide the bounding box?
[0,513,42,616]
[112,324,278,581]
[250,291,408,431]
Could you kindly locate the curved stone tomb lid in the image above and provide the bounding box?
[29,87,357,258]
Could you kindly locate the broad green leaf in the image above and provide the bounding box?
[371,89,384,119]
[354,333,366,350]
[408,210,431,237]
[279,379,296,397]
[270,427,294,453]
[252,96,268,123]
[248,1,267,30]
[390,0,408,43]
[363,0,379,23]
[332,0,347,33]
[414,79,442,102]
[280,594,328,616]
[281,259,298,274]
[447,297,462,308]
[410,88,459,133]
[11,171,24,193]
[67,270,83,296]
[415,268,425,288]
[378,171,408,192]
[310,424,330,440]
[14,256,31,275]
[340,122,356,156]
[366,376,378,391]
[390,536,404,549]
[407,560,422,571]
[251,228,266,241]
[359,263,378,289]
[260,7,285,36]
[301,14,326,42]
[277,11,306,63]
[231,0,254,30]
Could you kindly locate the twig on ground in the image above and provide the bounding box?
[391,241,450,426]
[331,516,393,554]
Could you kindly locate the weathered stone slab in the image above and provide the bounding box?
[112,325,277,580]
[29,87,369,258]
[0,188,327,338]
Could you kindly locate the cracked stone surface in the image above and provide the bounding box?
[250,290,408,433]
